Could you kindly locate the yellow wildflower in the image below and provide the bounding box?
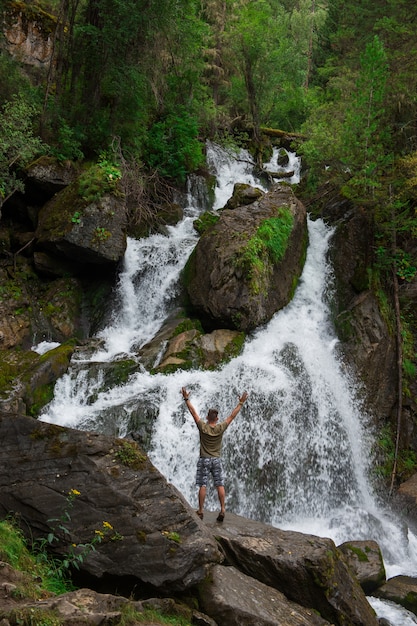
[102,521,113,530]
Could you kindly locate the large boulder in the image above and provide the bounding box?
[337,540,386,593]
[198,564,331,626]
[0,413,222,592]
[35,175,128,274]
[374,575,417,616]
[204,511,378,626]
[184,183,307,332]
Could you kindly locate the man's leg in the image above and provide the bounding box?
[217,485,225,514]
[198,486,206,516]
[212,458,226,521]
[196,458,209,518]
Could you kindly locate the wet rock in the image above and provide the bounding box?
[338,540,386,593]
[223,183,264,209]
[374,575,417,616]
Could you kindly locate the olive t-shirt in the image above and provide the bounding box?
[197,420,229,458]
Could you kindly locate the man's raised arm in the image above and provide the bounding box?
[181,387,200,425]
[225,391,248,425]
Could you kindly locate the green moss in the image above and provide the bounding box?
[181,248,196,292]
[29,383,55,417]
[162,531,181,544]
[115,439,147,469]
[221,332,246,362]
[235,206,294,295]
[29,423,62,440]
[193,211,220,235]
[172,318,204,337]
[345,544,369,562]
[77,160,122,204]
[6,1,57,35]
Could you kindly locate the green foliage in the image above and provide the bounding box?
[77,157,121,203]
[0,51,36,108]
[0,518,189,625]
[403,358,416,379]
[375,245,417,283]
[49,118,85,162]
[0,517,70,597]
[376,425,417,482]
[92,227,112,243]
[146,108,205,183]
[0,94,45,204]
[33,489,122,586]
[341,35,391,201]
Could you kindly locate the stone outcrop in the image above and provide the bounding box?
[0,413,386,626]
[2,1,55,69]
[316,191,397,424]
[185,183,307,332]
[0,574,214,626]
[204,512,379,626]
[0,413,222,592]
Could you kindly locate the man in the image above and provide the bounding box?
[181,386,248,522]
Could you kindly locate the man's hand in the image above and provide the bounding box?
[181,387,189,400]
[239,391,248,405]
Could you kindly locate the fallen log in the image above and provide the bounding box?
[265,169,295,179]
[260,126,307,140]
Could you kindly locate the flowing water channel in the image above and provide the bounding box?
[39,143,417,623]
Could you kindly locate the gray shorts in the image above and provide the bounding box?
[196,457,224,487]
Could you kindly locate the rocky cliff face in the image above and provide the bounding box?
[2,1,55,72]
[329,207,397,423]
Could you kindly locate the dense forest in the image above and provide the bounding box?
[1,0,417,478]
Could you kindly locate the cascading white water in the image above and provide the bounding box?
[40,143,417,620]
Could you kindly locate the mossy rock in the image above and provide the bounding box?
[22,342,77,416]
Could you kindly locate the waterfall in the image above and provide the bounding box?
[40,143,417,595]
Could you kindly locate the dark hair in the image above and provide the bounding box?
[207,409,218,423]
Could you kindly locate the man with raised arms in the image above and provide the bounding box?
[181,386,248,522]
